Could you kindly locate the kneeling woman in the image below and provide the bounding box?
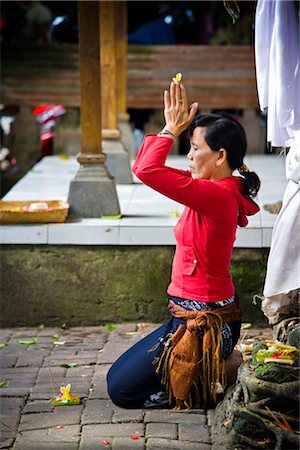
[107,80,260,409]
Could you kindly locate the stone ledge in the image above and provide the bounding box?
[1,245,268,327]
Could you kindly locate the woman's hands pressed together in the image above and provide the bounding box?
[162,81,198,139]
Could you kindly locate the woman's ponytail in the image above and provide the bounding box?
[238,164,261,198]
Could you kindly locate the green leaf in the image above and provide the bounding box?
[101,214,122,220]
[50,397,80,406]
[53,341,66,346]
[0,381,7,388]
[51,334,60,339]
[17,338,38,345]
[241,323,252,330]
[106,323,117,332]
[0,343,7,349]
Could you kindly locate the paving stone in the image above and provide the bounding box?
[0,367,38,375]
[79,436,113,450]
[112,324,137,333]
[19,405,83,431]
[23,400,55,414]
[145,422,177,439]
[13,425,80,447]
[16,355,46,367]
[0,387,32,397]
[146,438,211,449]
[144,411,206,425]
[112,407,143,423]
[0,426,14,447]
[113,436,145,449]
[81,423,144,438]
[0,330,12,341]
[88,381,110,399]
[0,356,17,368]
[97,347,130,364]
[178,424,210,443]
[37,328,64,337]
[44,356,96,366]
[51,346,83,353]
[2,379,34,389]
[1,344,28,357]
[66,366,94,379]
[0,366,37,380]
[0,437,14,448]
[11,329,38,338]
[81,399,113,425]
[37,367,66,382]
[13,440,79,450]
[80,428,145,450]
[207,409,215,427]
[89,364,111,399]
[29,392,57,401]
[93,364,111,378]
[0,398,24,442]
[81,343,106,351]
[76,351,99,358]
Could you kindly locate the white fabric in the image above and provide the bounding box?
[261,290,299,324]
[255,0,300,147]
[263,131,300,301]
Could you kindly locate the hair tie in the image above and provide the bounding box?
[239,163,249,174]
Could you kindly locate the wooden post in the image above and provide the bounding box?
[100,1,120,138]
[115,1,135,159]
[67,1,120,217]
[115,0,127,116]
[76,0,104,164]
[99,0,132,183]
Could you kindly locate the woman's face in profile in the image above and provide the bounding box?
[187,127,220,180]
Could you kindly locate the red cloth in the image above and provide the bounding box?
[132,134,260,302]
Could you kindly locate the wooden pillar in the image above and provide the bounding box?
[76,0,104,164]
[115,0,127,116]
[67,1,120,217]
[115,0,135,159]
[100,0,133,183]
[100,1,120,139]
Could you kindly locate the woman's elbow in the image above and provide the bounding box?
[132,167,148,182]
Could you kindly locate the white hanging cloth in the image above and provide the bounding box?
[255,0,300,147]
[262,130,300,319]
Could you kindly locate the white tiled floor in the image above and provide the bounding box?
[1,153,286,247]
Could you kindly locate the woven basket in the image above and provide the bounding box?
[0,200,69,223]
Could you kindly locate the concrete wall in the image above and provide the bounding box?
[1,245,268,327]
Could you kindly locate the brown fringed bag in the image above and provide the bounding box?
[155,301,241,409]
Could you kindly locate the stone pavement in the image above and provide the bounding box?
[0,323,272,450]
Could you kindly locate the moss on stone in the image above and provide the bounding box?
[254,363,299,384]
[1,245,268,327]
[230,258,268,325]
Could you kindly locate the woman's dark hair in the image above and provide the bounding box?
[188,111,261,198]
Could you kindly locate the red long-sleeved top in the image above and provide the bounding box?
[132,134,260,302]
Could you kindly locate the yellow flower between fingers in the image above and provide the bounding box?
[172,72,182,82]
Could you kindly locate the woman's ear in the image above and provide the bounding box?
[216,148,227,167]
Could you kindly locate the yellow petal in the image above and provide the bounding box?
[172,72,182,82]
